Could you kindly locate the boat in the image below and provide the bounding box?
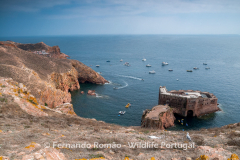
[142,58,146,61]
[113,87,118,89]
[162,62,169,66]
[193,67,199,70]
[119,111,126,115]
[149,70,156,74]
[120,59,123,62]
[146,64,151,67]
[96,65,100,67]
[124,62,130,66]
[205,67,210,69]
[106,60,110,62]
[203,63,207,65]
[125,103,131,108]
[168,69,173,71]
[176,79,179,81]
[187,70,193,72]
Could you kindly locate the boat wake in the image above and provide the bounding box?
[95,93,110,99]
[117,75,143,81]
[115,81,128,89]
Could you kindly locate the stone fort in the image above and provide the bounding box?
[158,86,219,117]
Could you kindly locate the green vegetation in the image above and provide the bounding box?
[1,85,6,88]
[45,102,48,106]
[0,97,7,103]
[28,99,38,105]
[89,154,104,158]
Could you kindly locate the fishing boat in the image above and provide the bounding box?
[120,59,123,62]
[146,64,151,67]
[119,111,126,115]
[149,70,156,74]
[125,103,131,108]
[162,62,169,66]
[168,69,173,71]
[96,65,100,67]
[187,70,193,72]
[193,67,199,70]
[142,58,146,61]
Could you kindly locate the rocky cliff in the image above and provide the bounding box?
[141,105,175,130]
[0,41,108,108]
[2,41,70,59]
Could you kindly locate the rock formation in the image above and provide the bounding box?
[0,41,108,108]
[141,105,175,130]
[88,90,96,96]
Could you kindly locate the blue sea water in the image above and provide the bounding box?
[1,35,240,130]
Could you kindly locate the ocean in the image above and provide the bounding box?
[1,35,240,130]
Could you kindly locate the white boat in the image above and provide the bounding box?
[193,67,199,70]
[120,59,123,62]
[149,70,156,74]
[205,67,210,69]
[162,62,169,66]
[146,64,151,67]
[119,111,126,115]
[168,69,173,71]
[142,58,146,61]
[176,79,179,81]
[203,63,207,65]
[96,65,100,67]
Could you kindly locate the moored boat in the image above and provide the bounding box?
[96,65,100,67]
[205,67,210,69]
[168,69,173,71]
[142,58,146,61]
[149,70,156,74]
[146,64,151,67]
[203,63,207,65]
[193,67,199,70]
[120,59,123,62]
[162,62,169,66]
[187,70,193,72]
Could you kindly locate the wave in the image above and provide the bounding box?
[117,74,143,81]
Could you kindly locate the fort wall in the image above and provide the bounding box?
[158,86,219,117]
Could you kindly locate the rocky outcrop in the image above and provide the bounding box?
[141,105,175,130]
[87,90,96,96]
[2,41,70,59]
[0,41,108,108]
[71,60,108,84]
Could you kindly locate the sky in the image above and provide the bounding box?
[0,0,240,36]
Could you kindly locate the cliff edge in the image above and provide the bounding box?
[0,41,108,108]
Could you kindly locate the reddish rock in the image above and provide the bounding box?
[55,103,76,115]
[141,105,175,130]
[88,90,96,96]
[0,41,108,109]
[71,60,108,84]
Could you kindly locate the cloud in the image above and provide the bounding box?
[1,0,240,14]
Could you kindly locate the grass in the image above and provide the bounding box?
[89,154,104,158]
[0,97,7,103]
[1,85,6,88]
